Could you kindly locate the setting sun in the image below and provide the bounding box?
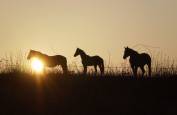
[31,58,44,73]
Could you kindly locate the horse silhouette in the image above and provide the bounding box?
[123,47,151,77]
[27,50,68,74]
[74,48,104,74]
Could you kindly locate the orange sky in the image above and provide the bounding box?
[0,0,177,66]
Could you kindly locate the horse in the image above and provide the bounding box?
[123,47,151,77]
[27,50,68,74]
[74,48,104,74]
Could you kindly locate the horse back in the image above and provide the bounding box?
[90,55,104,63]
[140,53,151,64]
[54,55,67,62]
[45,55,67,66]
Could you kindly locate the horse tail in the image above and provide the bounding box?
[148,62,151,77]
[148,57,151,77]
[100,59,104,74]
[62,57,68,74]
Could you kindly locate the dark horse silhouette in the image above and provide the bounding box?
[123,47,151,77]
[27,50,68,74]
[74,48,104,74]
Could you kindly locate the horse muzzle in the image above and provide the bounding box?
[123,56,126,59]
[74,53,78,57]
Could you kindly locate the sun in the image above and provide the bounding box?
[31,57,44,73]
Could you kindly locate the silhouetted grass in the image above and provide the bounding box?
[0,53,177,114]
[0,51,177,77]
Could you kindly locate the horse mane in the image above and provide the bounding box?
[128,48,139,55]
[31,50,49,57]
[78,48,87,56]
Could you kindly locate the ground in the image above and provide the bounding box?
[0,73,177,115]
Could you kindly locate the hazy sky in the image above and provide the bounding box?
[0,0,177,65]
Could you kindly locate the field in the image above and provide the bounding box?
[0,54,177,115]
[0,72,177,115]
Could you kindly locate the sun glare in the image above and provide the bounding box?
[31,58,44,73]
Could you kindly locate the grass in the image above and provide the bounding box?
[0,53,177,114]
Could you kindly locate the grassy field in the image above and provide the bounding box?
[0,54,177,114]
[0,72,177,115]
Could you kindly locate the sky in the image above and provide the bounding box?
[0,0,177,66]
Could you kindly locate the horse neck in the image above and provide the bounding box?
[79,51,88,60]
[37,53,48,60]
[129,49,139,59]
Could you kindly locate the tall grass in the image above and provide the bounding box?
[0,51,177,77]
[0,52,30,74]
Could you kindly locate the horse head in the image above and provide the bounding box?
[123,47,139,59]
[27,50,38,60]
[74,48,82,57]
[123,47,130,59]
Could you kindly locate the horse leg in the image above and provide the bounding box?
[84,66,87,74]
[62,64,68,74]
[148,63,151,77]
[140,66,145,77]
[131,66,134,76]
[94,65,97,74]
[101,63,104,75]
[131,66,137,77]
[98,64,104,75]
[134,67,138,77]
